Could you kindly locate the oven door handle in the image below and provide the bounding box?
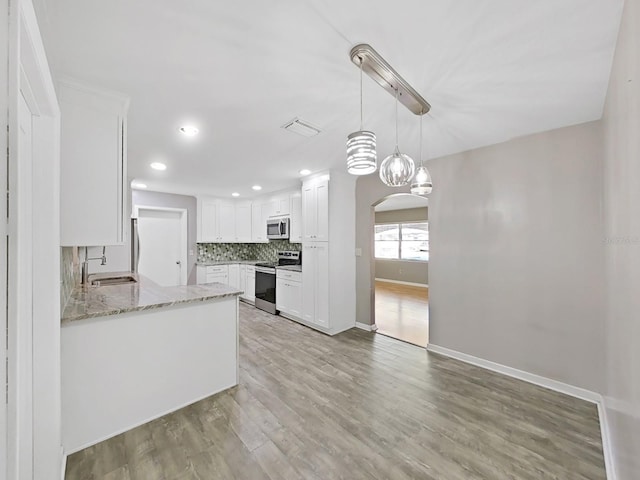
[255,267,276,274]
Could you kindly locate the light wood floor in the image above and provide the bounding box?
[66,303,606,480]
[375,280,429,346]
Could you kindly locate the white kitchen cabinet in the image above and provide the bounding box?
[239,265,247,299]
[271,195,290,217]
[235,204,252,242]
[302,243,329,327]
[276,269,302,319]
[198,199,219,242]
[218,202,236,242]
[289,192,302,243]
[198,199,251,243]
[245,266,256,302]
[251,202,267,243]
[228,264,240,289]
[196,265,229,285]
[302,178,329,242]
[59,79,129,246]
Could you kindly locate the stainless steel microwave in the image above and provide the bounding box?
[266,217,289,240]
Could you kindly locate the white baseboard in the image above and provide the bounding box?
[427,344,616,480]
[426,344,600,402]
[60,446,66,480]
[597,397,618,480]
[375,278,428,288]
[355,322,378,332]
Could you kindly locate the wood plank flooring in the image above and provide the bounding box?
[375,280,429,346]
[65,303,606,480]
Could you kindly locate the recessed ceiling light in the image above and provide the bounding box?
[131,182,147,189]
[252,185,262,191]
[150,162,167,171]
[299,169,311,176]
[232,192,240,197]
[179,125,199,136]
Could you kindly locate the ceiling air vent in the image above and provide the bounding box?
[281,117,321,137]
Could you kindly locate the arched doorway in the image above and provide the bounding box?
[372,194,429,346]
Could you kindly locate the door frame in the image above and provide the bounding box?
[133,205,188,286]
[370,194,429,347]
[3,0,62,479]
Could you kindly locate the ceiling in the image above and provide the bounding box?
[34,0,624,198]
[374,194,428,212]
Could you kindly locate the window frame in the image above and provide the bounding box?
[374,221,429,262]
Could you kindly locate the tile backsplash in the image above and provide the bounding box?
[197,240,302,263]
[61,246,79,313]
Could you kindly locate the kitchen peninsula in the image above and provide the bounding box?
[61,274,242,454]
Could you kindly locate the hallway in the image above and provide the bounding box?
[375,280,429,347]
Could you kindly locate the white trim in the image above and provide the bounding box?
[426,344,600,402]
[597,398,618,480]
[355,322,378,332]
[60,448,66,480]
[133,205,189,286]
[427,344,616,480]
[375,278,428,288]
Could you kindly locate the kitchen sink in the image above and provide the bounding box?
[90,275,138,287]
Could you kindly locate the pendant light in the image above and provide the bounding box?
[410,112,433,196]
[379,89,415,187]
[346,58,377,175]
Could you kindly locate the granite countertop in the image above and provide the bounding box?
[196,260,265,266]
[276,265,302,272]
[62,272,242,325]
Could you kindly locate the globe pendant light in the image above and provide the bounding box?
[347,59,377,175]
[411,113,433,196]
[380,89,415,187]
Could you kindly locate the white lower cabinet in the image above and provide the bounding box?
[239,265,246,299]
[245,266,256,302]
[196,264,255,303]
[302,243,329,328]
[276,270,302,319]
[228,264,240,289]
[196,265,229,285]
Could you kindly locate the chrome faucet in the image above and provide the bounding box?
[82,246,107,285]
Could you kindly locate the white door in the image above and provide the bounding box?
[137,208,186,286]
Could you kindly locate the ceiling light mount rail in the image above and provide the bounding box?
[349,44,431,116]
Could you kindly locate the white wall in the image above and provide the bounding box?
[410,120,604,393]
[602,0,640,477]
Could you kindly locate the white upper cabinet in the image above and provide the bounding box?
[198,188,300,244]
[59,79,129,246]
[302,178,329,242]
[251,202,267,243]
[198,199,218,242]
[273,195,290,216]
[198,199,251,243]
[235,203,252,242]
[217,202,236,242]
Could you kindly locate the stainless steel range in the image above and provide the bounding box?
[254,251,301,315]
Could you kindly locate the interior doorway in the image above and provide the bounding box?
[134,206,188,286]
[372,194,429,347]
